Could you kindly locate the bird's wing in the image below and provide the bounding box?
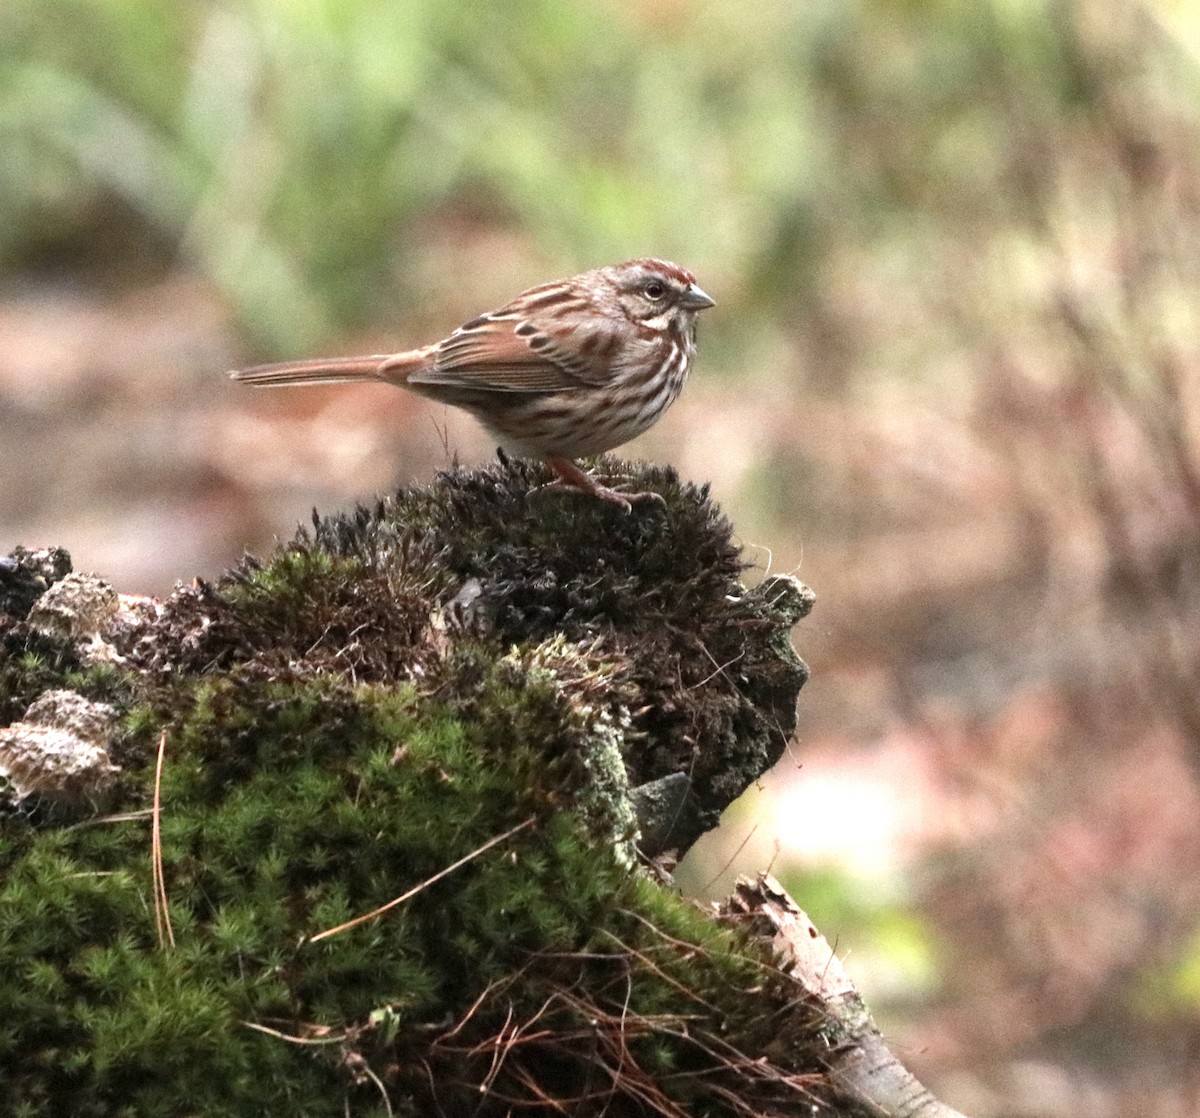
[401,296,625,393]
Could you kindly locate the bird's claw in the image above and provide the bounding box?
[535,459,667,513]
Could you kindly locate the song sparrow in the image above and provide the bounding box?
[229,258,714,509]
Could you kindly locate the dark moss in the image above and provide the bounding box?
[125,545,445,685]
[0,626,83,728]
[307,456,810,834]
[0,546,72,620]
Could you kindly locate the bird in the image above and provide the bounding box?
[229,258,715,509]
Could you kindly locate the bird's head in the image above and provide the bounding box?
[601,259,716,331]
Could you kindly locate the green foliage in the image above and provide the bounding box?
[1,0,1114,355]
[1138,922,1200,1014]
[780,864,937,999]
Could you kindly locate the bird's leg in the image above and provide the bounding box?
[538,458,666,512]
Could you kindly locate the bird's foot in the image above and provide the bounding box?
[536,459,665,513]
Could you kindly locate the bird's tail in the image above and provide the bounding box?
[228,349,431,388]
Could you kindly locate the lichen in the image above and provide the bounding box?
[0,690,119,810]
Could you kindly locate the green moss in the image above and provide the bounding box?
[2,661,606,1111]
[2,461,819,1114]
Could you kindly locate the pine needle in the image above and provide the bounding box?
[151,728,175,950]
[308,816,536,943]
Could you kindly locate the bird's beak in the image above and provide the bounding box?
[681,283,716,311]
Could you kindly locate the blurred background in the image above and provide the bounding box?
[4,0,1200,1112]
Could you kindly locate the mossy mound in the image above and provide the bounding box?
[0,457,822,1117]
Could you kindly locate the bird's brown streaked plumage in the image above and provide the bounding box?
[229,258,715,508]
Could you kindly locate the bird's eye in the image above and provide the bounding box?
[644,280,667,300]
